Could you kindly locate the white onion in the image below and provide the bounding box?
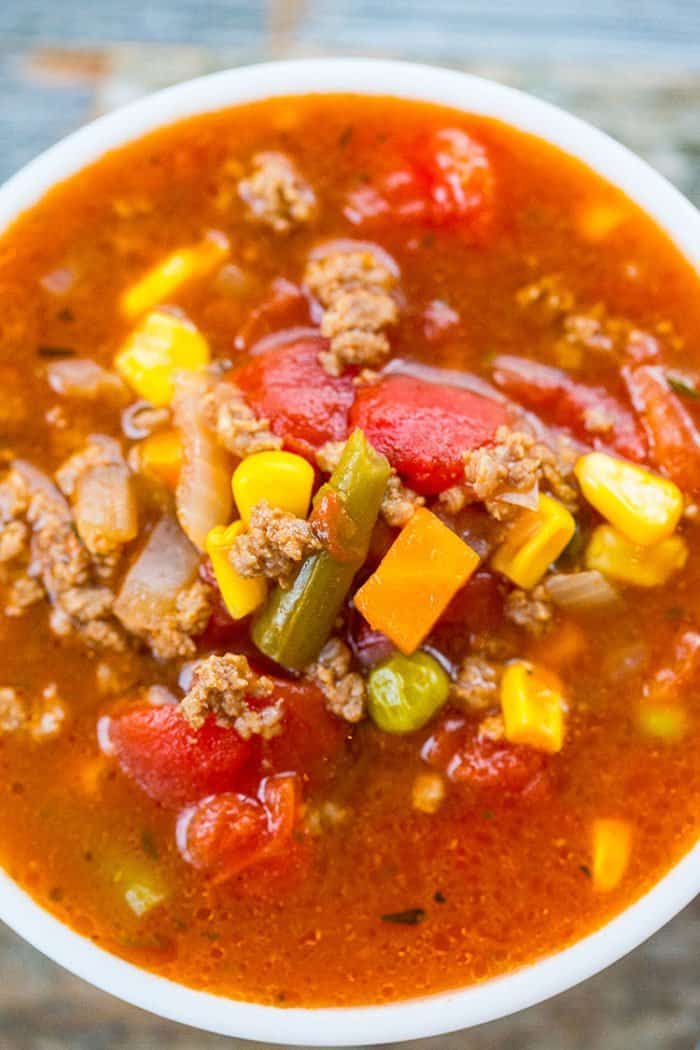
[47,358,127,401]
[74,464,138,555]
[173,373,233,550]
[545,570,620,611]
[113,515,200,635]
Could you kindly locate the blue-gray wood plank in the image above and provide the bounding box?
[0,3,698,1048]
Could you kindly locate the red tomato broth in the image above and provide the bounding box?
[0,94,697,1007]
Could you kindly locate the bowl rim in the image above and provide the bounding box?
[0,57,698,1045]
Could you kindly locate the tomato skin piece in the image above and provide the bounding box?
[234,335,355,459]
[492,355,646,462]
[423,715,549,796]
[262,680,349,788]
[107,705,260,808]
[345,128,494,238]
[178,772,302,883]
[350,374,509,494]
[624,365,700,490]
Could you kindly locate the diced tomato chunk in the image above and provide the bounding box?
[178,773,302,883]
[234,335,355,459]
[262,680,349,788]
[423,715,549,797]
[492,355,646,462]
[235,279,311,351]
[107,704,259,807]
[624,365,700,490]
[345,128,494,238]
[350,374,509,494]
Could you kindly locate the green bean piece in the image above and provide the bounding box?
[251,429,391,670]
[367,651,450,733]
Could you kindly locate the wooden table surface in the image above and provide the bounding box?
[0,3,698,1047]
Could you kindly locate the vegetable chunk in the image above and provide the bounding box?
[355,508,480,654]
[350,374,509,494]
[575,451,683,546]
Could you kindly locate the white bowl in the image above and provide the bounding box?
[0,58,698,1045]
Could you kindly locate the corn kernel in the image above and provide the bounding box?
[577,203,626,242]
[206,522,266,620]
[491,494,576,589]
[115,311,210,406]
[411,773,446,814]
[501,660,566,753]
[585,524,687,587]
[637,703,687,742]
[121,233,228,319]
[575,452,683,547]
[232,451,315,524]
[138,429,183,489]
[592,818,632,891]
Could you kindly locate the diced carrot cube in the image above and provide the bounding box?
[354,508,480,654]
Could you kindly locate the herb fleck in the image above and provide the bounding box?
[667,374,700,400]
[579,864,592,879]
[666,605,687,621]
[37,345,76,358]
[381,908,425,926]
[434,891,446,904]
[481,808,495,821]
[338,125,354,148]
[140,828,159,859]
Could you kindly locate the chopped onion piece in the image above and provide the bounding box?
[114,515,199,635]
[173,373,233,550]
[47,358,127,401]
[545,570,620,611]
[74,464,138,555]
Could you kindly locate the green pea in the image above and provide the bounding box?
[367,651,450,734]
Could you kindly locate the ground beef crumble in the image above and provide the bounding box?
[315,441,345,474]
[307,637,367,723]
[505,584,554,635]
[202,382,282,459]
[516,275,663,368]
[304,248,399,376]
[0,687,26,733]
[450,655,501,712]
[180,653,280,738]
[238,151,317,234]
[231,500,320,587]
[145,579,214,662]
[1,462,126,649]
[461,426,578,519]
[381,473,424,528]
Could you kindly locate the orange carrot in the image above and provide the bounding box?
[354,508,480,654]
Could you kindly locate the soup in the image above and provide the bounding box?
[0,94,698,1007]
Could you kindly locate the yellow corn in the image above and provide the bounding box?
[637,703,687,742]
[585,524,687,587]
[206,522,266,620]
[501,660,566,753]
[592,818,632,892]
[138,429,183,489]
[232,450,315,524]
[575,452,683,547]
[577,203,626,242]
[115,310,210,406]
[491,494,576,589]
[411,773,446,814]
[121,233,228,319]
